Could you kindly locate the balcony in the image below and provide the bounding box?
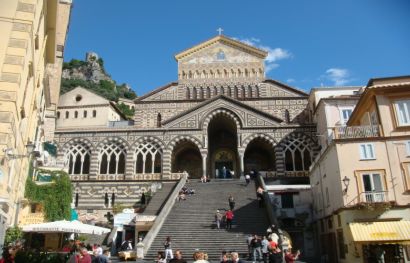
[97,174,124,180]
[284,171,309,177]
[333,125,381,140]
[359,191,388,203]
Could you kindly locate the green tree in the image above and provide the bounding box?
[25,170,73,221]
[4,226,23,245]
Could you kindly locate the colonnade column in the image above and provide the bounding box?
[200,149,208,179]
[238,148,245,178]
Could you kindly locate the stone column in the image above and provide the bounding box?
[124,151,135,180]
[238,148,245,178]
[88,153,99,180]
[200,149,208,178]
[275,145,285,177]
[162,149,172,179]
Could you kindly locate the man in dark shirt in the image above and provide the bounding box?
[169,250,187,263]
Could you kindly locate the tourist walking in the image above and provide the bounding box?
[251,234,263,263]
[164,236,174,260]
[261,236,269,263]
[215,210,223,229]
[245,174,251,186]
[225,209,234,229]
[228,194,235,210]
[246,234,253,259]
[256,186,264,207]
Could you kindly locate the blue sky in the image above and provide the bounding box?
[65,0,410,95]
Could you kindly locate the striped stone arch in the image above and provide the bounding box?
[131,136,165,174]
[201,108,242,131]
[278,132,317,150]
[242,133,277,150]
[278,132,319,172]
[60,137,94,156]
[95,136,130,152]
[131,136,165,151]
[166,135,203,151]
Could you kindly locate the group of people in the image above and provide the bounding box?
[0,241,22,263]
[214,194,236,230]
[63,240,111,263]
[245,226,301,263]
[177,185,195,201]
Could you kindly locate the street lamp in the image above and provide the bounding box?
[342,176,350,194]
[3,142,36,159]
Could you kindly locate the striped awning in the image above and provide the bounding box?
[349,221,410,244]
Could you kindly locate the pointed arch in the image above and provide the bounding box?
[279,133,317,171]
[65,143,92,175]
[96,137,129,175]
[133,138,163,174]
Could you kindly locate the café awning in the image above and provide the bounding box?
[349,220,410,244]
[22,220,110,235]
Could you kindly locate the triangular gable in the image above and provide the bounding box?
[263,79,308,97]
[163,95,283,129]
[175,35,268,61]
[136,82,179,102]
[58,87,109,107]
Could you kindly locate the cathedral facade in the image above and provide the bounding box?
[55,35,318,220]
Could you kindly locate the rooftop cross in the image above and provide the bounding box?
[217,27,224,36]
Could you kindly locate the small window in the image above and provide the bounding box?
[74,111,78,118]
[75,95,82,102]
[281,193,294,208]
[57,111,60,119]
[83,111,87,118]
[406,141,410,156]
[93,110,97,117]
[395,99,410,126]
[359,143,375,160]
[75,193,79,208]
[340,108,353,125]
[65,111,69,118]
[326,187,330,206]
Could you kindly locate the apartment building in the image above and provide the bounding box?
[0,0,72,245]
[309,76,410,263]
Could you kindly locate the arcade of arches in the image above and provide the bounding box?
[64,131,314,181]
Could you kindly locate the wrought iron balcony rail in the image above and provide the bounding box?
[333,125,381,140]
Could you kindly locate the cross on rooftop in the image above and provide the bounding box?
[217,27,224,35]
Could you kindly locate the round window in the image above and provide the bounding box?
[75,95,82,102]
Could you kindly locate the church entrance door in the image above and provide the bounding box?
[207,112,238,178]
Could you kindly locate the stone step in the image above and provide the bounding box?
[145,180,268,260]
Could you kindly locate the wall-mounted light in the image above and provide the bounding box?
[342,176,350,194]
[3,142,36,159]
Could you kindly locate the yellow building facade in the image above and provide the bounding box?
[0,0,72,246]
[310,76,410,263]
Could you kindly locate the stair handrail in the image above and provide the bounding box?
[141,173,188,256]
[257,175,285,259]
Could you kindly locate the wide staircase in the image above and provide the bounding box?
[143,182,177,215]
[145,180,269,260]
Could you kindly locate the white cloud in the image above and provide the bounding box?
[287,78,295,83]
[323,68,351,86]
[234,37,292,73]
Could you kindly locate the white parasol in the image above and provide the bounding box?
[22,220,110,235]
